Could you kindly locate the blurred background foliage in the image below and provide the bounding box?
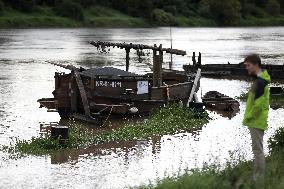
[0,0,284,26]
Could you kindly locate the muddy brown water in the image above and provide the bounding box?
[0,28,284,189]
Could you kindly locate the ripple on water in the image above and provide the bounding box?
[0,27,284,189]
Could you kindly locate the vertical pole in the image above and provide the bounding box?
[198,52,202,67]
[153,44,163,87]
[192,52,196,71]
[126,48,130,72]
[159,44,163,87]
[153,48,158,87]
[187,68,201,107]
[70,75,78,113]
[170,27,173,69]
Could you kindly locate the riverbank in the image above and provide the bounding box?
[1,6,284,28]
[140,127,284,189]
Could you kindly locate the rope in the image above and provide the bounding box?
[101,106,114,127]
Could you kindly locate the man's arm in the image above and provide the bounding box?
[254,78,267,99]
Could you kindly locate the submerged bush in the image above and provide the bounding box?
[6,105,209,155]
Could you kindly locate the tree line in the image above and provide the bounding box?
[0,0,283,26]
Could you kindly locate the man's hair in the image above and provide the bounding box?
[244,54,261,67]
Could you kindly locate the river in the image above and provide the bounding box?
[0,27,284,189]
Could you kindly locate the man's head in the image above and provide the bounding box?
[244,54,262,76]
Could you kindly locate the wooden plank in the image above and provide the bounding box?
[73,70,91,117]
[89,41,186,56]
[202,97,234,101]
[125,48,130,72]
[152,47,163,87]
[187,68,201,106]
[70,76,78,112]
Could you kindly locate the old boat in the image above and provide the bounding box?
[183,53,284,80]
[38,41,200,124]
[202,91,240,112]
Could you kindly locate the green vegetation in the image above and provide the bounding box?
[237,89,284,102]
[1,0,284,27]
[140,127,284,189]
[4,105,209,156]
[0,6,149,28]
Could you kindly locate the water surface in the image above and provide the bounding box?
[0,27,284,189]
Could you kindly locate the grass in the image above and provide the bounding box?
[3,105,209,156]
[140,127,284,189]
[173,16,216,27]
[240,15,284,26]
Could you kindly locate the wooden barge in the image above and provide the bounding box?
[38,41,200,124]
[183,53,284,80]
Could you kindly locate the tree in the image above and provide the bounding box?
[127,0,153,18]
[266,0,281,15]
[255,0,267,7]
[151,8,176,26]
[54,0,84,21]
[73,0,96,8]
[0,0,4,15]
[198,0,211,18]
[277,0,284,13]
[111,0,128,13]
[5,0,36,12]
[210,0,241,26]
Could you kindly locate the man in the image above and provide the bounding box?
[243,54,271,184]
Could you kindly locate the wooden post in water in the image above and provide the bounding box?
[192,52,196,66]
[125,48,130,72]
[70,75,78,113]
[192,52,197,71]
[187,68,201,107]
[198,52,202,67]
[169,27,173,70]
[73,70,91,117]
[153,44,163,87]
[50,125,69,143]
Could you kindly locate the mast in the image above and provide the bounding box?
[170,27,173,70]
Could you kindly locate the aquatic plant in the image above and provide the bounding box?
[236,91,248,100]
[5,105,210,156]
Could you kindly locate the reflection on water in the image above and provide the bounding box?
[0,27,284,189]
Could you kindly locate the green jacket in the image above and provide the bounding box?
[243,70,271,130]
